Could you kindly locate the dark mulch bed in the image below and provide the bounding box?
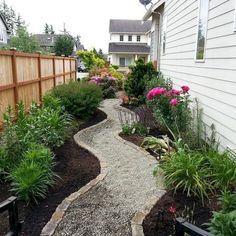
[0,109,107,236]
[143,190,220,236]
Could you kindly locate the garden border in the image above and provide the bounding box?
[40,118,110,236]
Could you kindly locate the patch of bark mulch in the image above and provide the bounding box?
[0,109,107,236]
[143,190,220,236]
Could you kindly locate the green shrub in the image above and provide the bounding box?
[121,122,149,136]
[10,144,55,202]
[208,210,236,236]
[160,151,213,201]
[50,81,103,119]
[145,74,172,92]
[99,77,117,98]
[27,102,72,147]
[124,59,157,103]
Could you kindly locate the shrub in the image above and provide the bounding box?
[208,210,236,236]
[124,59,157,103]
[146,84,192,136]
[51,81,103,119]
[90,76,117,98]
[27,102,72,147]
[160,151,213,201]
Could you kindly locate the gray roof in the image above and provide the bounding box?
[34,34,60,47]
[109,19,151,33]
[109,43,150,54]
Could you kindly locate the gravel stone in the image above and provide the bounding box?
[54,99,165,236]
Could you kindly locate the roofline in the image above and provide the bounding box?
[142,0,165,21]
[109,32,147,34]
[0,14,9,31]
[108,52,149,55]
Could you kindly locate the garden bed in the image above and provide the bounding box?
[143,190,219,236]
[0,109,107,236]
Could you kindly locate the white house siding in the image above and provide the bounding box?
[159,0,236,151]
[0,18,8,45]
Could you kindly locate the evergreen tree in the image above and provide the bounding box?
[50,25,55,34]
[54,35,74,56]
[44,23,49,34]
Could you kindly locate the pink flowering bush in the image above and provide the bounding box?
[147,85,191,136]
[89,75,118,98]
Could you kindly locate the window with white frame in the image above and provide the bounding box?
[128,35,132,41]
[137,35,141,42]
[196,0,209,61]
[119,57,131,67]
[162,15,167,55]
[120,35,124,41]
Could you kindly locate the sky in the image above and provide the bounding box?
[5,0,148,53]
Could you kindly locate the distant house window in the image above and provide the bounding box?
[196,0,209,61]
[162,15,167,55]
[119,57,131,67]
[120,35,124,41]
[137,35,141,42]
[128,35,132,41]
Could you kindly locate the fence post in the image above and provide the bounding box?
[37,51,42,103]
[53,56,56,87]
[62,56,65,84]
[74,58,77,80]
[10,48,19,109]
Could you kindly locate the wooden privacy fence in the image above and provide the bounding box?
[0,49,76,124]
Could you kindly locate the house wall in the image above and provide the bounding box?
[0,18,8,45]
[110,33,149,43]
[157,0,236,150]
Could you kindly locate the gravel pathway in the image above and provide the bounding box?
[54,99,165,236]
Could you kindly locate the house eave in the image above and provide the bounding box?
[142,0,165,21]
[108,51,149,55]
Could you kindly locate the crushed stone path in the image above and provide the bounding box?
[54,99,165,236]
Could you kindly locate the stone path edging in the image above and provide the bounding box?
[40,118,110,236]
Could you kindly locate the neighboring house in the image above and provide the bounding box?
[0,14,11,47]
[34,34,60,52]
[108,19,151,72]
[143,0,236,151]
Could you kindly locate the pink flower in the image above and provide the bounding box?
[181,85,190,93]
[108,76,116,81]
[147,87,166,100]
[170,89,181,96]
[164,91,172,97]
[170,98,178,106]
[168,206,177,214]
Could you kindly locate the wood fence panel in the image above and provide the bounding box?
[16,57,38,82]
[0,89,15,122]
[41,58,53,77]
[18,83,40,108]
[0,50,76,125]
[0,55,13,85]
[42,79,54,95]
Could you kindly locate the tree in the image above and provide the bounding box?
[77,50,105,70]
[0,0,25,35]
[9,26,41,53]
[50,25,55,34]
[54,35,74,56]
[44,23,49,34]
